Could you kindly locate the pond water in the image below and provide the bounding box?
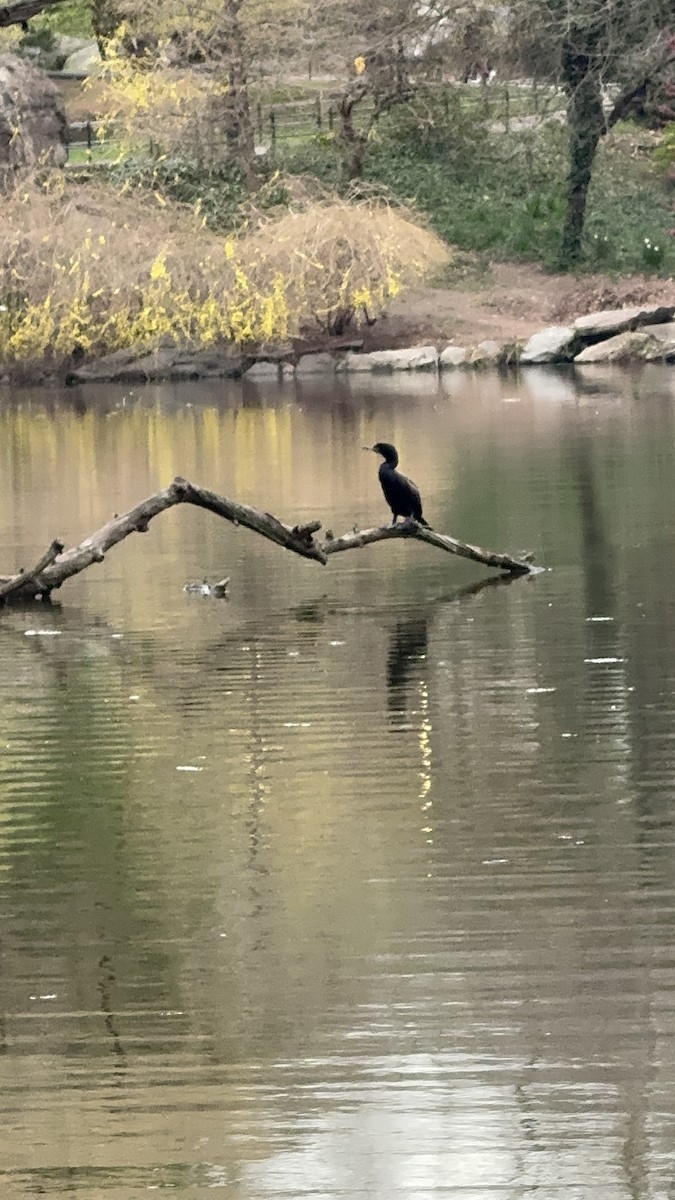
[1,365,675,1200]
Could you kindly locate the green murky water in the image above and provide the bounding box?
[1,365,674,1199]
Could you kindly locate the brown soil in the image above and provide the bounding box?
[333,259,675,353]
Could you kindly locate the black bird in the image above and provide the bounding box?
[364,442,430,527]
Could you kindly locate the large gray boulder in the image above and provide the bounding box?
[641,321,675,356]
[439,344,469,368]
[466,339,502,367]
[341,345,439,372]
[520,325,579,364]
[574,330,665,364]
[62,41,102,75]
[0,55,67,181]
[68,345,243,382]
[574,305,675,340]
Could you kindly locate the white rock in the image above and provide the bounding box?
[574,305,674,338]
[467,340,502,367]
[245,361,280,381]
[641,321,675,355]
[439,345,468,368]
[520,326,577,364]
[574,330,664,364]
[62,42,102,75]
[343,345,438,372]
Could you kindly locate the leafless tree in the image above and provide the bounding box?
[508,0,674,260]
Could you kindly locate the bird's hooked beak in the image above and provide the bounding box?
[362,445,376,452]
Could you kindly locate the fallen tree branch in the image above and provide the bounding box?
[322,521,534,575]
[0,539,64,602]
[0,478,536,605]
[0,478,326,603]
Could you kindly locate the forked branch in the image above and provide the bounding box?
[0,477,536,605]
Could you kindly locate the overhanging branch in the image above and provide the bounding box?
[0,0,68,28]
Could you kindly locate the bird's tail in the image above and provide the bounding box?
[418,516,431,529]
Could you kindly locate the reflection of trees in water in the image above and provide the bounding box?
[566,413,675,887]
[567,418,616,618]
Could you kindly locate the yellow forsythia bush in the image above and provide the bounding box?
[0,176,449,362]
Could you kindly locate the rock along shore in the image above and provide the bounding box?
[1,303,674,387]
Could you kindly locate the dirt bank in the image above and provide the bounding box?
[358,259,675,351]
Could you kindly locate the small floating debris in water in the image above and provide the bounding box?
[176,765,203,772]
[526,686,556,694]
[482,858,509,865]
[586,616,614,622]
[330,640,345,647]
[184,577,230,598]
[502,396,521,403]
[584,657,625,664]
[24,629,62,637]
[128,694,140,702]
[30,993,57,1001]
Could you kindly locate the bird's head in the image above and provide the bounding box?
[364,442,399,466]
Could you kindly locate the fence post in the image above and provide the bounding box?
[86,120,92,154]
[315,95,322,129]
[270,108,276,148]
[503,83,510,131]
[256,102,263,139]
[328,106,334,131]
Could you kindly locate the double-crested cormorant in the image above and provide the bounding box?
[364,442,430,526]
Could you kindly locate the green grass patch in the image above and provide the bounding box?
[280,111,675,275]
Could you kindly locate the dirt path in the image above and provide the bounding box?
[365,260,675,350]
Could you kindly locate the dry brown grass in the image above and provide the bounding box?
[0,175,450,360]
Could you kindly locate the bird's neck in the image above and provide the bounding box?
[381,455,398,469]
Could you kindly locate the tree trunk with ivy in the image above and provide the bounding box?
[218,0,259,191]
[91,0,123,55]
[560,36,605,264]
[337,84,368,182]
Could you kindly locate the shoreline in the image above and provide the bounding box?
[2,300,674,388]
[2,254,674,389]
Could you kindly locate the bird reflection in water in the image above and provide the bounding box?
[387,616,430,717]
[386,575,519,718]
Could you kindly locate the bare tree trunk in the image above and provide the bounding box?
[91,0,122,56]
[0,478,536,605]
[560,40,604,263]
[338,87,368,183]
[220,0,259,190]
